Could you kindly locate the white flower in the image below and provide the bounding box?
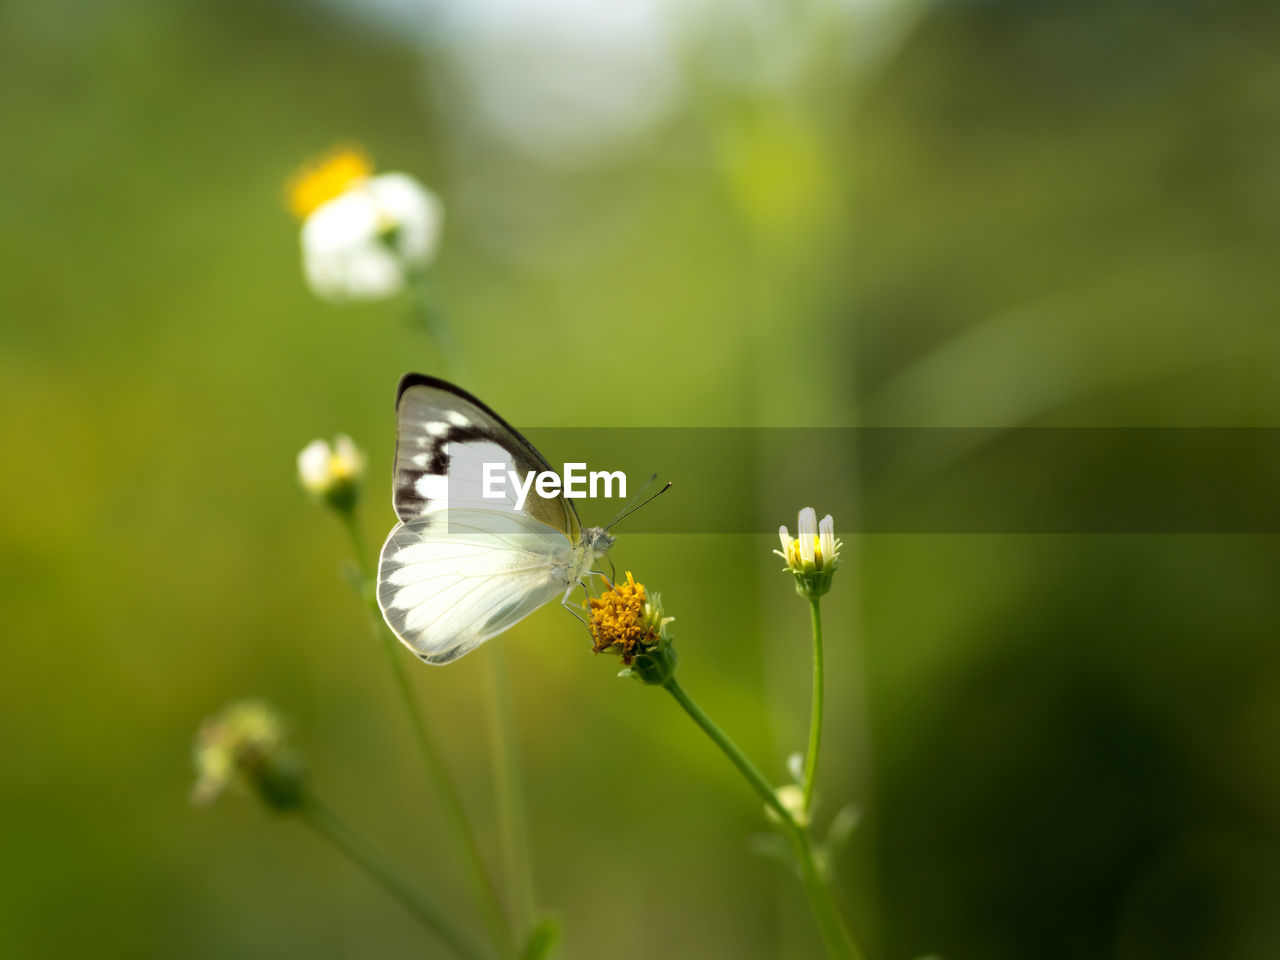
[297,434,365,510]
[301,173,443,302]
[775,507,842,597]
[288,146,443,302]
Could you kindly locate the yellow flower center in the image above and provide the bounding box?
[587,572,654,664]
[328,454,357,481]
[287,145,373,219]
[784,535,826,570]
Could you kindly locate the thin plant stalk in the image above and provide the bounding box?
[802,595,825,812]
[340,512,516,957]
[791,822,864,960]
[484,644,537,935]
[661,677,865,960]
[301,796,500,960]
[410,268,470,383]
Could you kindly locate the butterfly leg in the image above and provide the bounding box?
[559,581,588,626]
[574,567,613,591]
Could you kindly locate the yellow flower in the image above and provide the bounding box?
[775,507,842,597]
[586,572,676,684]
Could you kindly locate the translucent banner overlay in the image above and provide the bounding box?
[438,428,1280,534]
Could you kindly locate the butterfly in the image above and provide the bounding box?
[376,374,616,664]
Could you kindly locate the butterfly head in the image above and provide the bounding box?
[582,526,615,558]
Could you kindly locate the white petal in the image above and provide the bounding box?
[303,188,380,252]
[798,508,816,563]
[298,440,332,491]
[367,173,443,266]
[798,507,817,538]
[333,434,364,474]
[778,525,792,552]
[301,188,407,301]
[819,515,835,560]
[306,241,403,302]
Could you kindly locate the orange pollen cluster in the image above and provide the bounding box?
[587,572,654,665]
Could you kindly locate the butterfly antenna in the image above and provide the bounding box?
[605,476,672,530]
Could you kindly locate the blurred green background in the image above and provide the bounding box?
[3,0,1280,957]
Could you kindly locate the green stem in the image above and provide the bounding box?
[803,595,825,812]
[341,510,375,585]
[662,677,791,822]
[661,677,864,960]
[340,511,516,957]
[790,825,866,960]
[301,796,499,960]
[411,268,470,382]
[485,645,537,936]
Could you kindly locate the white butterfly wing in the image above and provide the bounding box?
[378,508,577,664]
[377,375,603,663]
[391,374,580,539]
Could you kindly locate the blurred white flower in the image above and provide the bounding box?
[288,145,443,302]
[297,434,365,512]
[192,699,304,810]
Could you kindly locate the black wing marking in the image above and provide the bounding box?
[390,374,581,538]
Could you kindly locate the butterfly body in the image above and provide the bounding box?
[376,375,614,664]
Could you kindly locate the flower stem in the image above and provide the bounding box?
[803,595,825,812]
[485,644,538,936]
[340,512,516,957]
[341,510,375,584]
[661,677,865,960]
[790,823,866,960]
[662,677,790,822]
[300,796,500,960]
[410,268,470,382]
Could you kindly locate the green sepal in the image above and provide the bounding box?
[252,748,308,813]
[624,643,677,686]
[323,479,360,516]
[793,569,834,598]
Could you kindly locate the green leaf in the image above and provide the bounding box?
[825,802,862,861]
[520,916,561,960]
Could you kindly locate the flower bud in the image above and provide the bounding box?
[765,784,810,828]
[191,700,307,813]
